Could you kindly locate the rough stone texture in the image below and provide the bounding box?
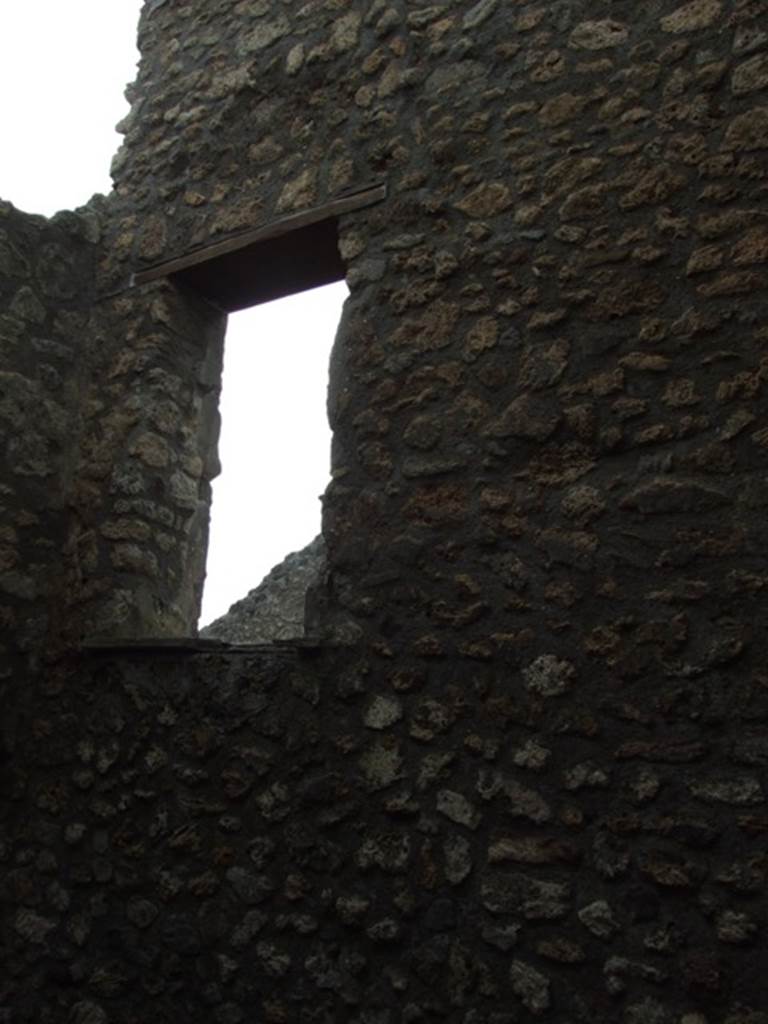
[201,535,325,643]
[0,201,98,671]
[2,641,765,1022]
[2,0,768,1022]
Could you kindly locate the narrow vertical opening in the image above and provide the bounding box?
[198,280,348,639]
[134,189,386,640]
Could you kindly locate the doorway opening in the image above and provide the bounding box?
[198,280,348,632]
[132,185,385,640]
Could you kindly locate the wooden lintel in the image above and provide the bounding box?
[132,182,386,288]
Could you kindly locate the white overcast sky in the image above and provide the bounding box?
[0,1,344,627]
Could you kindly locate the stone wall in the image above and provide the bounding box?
[70,278,225,641]
[3,644,768,1022]
[0,198,225,650]
[3,2,768,649]
[0,201,98,665]
[93,0,768,650]
[2,1,768,1022]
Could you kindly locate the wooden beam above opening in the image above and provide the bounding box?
[132,182,386,312]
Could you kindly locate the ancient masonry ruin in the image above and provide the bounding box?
[2,1,768,1021]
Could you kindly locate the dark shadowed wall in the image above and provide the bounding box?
[2,1,768,1021]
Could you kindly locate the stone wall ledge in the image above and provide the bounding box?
[80,636,350,654]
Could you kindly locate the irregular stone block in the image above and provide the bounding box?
[661,1,722,34]
[569,20,629,50]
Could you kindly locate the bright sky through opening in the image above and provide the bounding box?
[200,285,344,627]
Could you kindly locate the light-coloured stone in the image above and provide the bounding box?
[722,107,768,151]
[437,789,481,829]
[356,833,411,872]
[732,228,768,266]
[564,761,610,791]
[660,0,722,34]
[463,316,498,360]
[476,769,553,822]
[538,91,586,125]
[240,16,290,53]
[454,182,513,218]
[513,740,551,770]
[524,654,576,697]
[482,873,570,919]
[488,836,577,865]
[578,899,621,938]
[443,835,473,884]
[277,169,316,213]
[686,245,724,275]
[485,394,562,441]
[332,12,362,52]
[734,25,768,56]
[569,20,629,50]
[689,774,764,804]
[364,695,403,729]
[625,998,673,1024]
[359,742,404,790]
[510,960,551,1014]
[716,910,758,944]
[286,43,305,75]
[732,55,768,96]
[463,0,498,29]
